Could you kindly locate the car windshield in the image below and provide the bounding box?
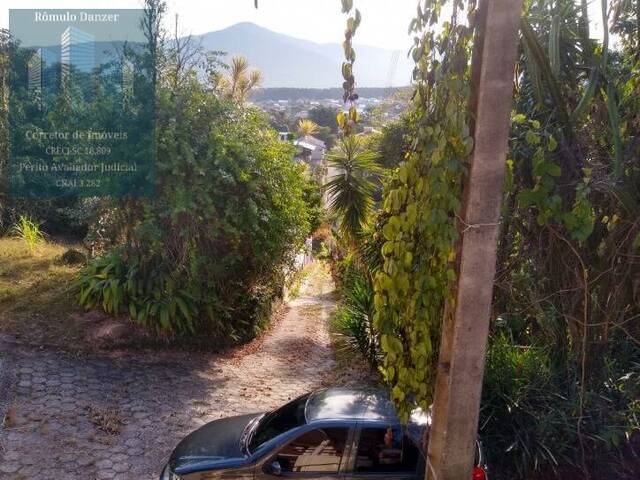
[248,394,309,453]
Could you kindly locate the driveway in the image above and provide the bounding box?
[0,262,337,479]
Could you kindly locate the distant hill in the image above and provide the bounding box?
[193,22,413,88]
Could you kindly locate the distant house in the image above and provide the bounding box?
[294,135,326,167]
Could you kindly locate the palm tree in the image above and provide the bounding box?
[215,56,262,103]
[325,135,384,242]
[297,119,319,137]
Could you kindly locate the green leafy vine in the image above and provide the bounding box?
[512,114,595,243]
[373,0,476,420]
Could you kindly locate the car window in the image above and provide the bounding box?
[249,394,309,452]
[275,428,348,474]
[355,427,420,474]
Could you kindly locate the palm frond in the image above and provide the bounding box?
[297,119,319,136]
[325,136,384,241]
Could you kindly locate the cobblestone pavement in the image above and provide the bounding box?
[0,263,336,479]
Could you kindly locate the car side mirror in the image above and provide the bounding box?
[264,460,282,476]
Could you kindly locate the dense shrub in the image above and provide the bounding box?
[302,178,324,234]
[481,334,640,480]
[375,115,411,170]
[73,68,314,340]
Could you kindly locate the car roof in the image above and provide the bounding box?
[304,388,430,426]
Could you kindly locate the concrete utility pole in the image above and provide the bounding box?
[426,1,523,479]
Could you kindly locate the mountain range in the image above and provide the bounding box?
[192,22,413,88]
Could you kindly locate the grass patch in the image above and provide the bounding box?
[0,236,289,352]
[11,215,46,252]
[0,237,85,346]
[85,405,125,435]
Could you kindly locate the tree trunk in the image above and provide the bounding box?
[426,1,523,478]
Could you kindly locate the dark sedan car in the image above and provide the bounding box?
[161,388,488,480]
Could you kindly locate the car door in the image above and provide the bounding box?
[254,426,352,480]
[345,426,421,480]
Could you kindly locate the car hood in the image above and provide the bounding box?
[169,413,260,474]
